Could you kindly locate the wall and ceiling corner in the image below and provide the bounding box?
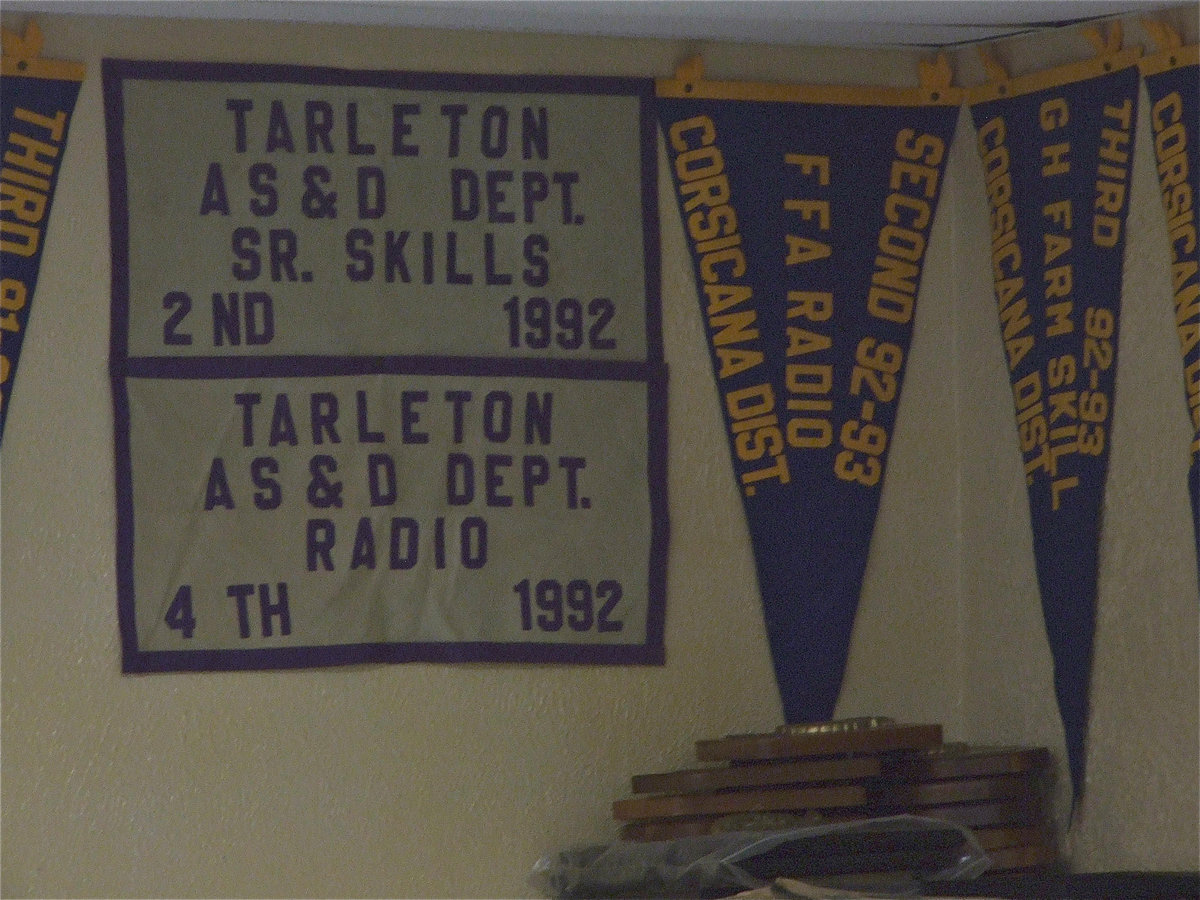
[0,3,1196,897]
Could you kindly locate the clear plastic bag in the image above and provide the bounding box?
[530,815,991,899]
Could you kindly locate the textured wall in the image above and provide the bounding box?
[1,10,1196,899]
[950,17,1200,868]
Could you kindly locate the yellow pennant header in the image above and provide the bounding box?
[1138,19,1198,76]
[967,23,1141,104]
[1,21,85,81]
[656,54,963,107]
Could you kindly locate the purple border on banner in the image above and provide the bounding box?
[121,355,660,382]
[113,369,670,673]
[125,639,662,674]
[102,58,664,369]
[104,59,667,673]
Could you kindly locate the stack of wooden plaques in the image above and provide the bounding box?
[613,720,1058,874]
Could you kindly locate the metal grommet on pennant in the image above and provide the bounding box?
[977,43,1010,89]
[0,20,45,73]
[1083,21,1125,73]
[917,53,955,105]
[1083,20,1124,57]
[675,55,704,95]
[975,43,1012,98]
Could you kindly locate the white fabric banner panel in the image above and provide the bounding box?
[104,59,667,672]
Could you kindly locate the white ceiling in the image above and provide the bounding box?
[0,0,1180,48]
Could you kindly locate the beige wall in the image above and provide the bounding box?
[1,9,1195,898]
[951,13,1200,868]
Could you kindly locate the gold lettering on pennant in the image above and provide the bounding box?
[1,108,68,257]
[1039,100,1076,343]
[978,116,1034,372]
[668,114,788,494]
[1093,99,1134,247]
[782,153,834,451]
[1150,90,1199,440]
[865,129,942,327]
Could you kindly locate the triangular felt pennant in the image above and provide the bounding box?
[967,36,1142,806]
[656,61,960,722]
[0,21,85,444]
[1139,32,1200,577]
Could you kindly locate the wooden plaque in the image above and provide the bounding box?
[614,734,1056,851]
[882,745,1051,781]
[619,816,718,842]
[612,782,866,821]
[972,824,1056,852]
[630,755,882,795]
[696,722,943,762]
[913,797,1045,829]
[985,842,1060,871]
[868,773,1040,809]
